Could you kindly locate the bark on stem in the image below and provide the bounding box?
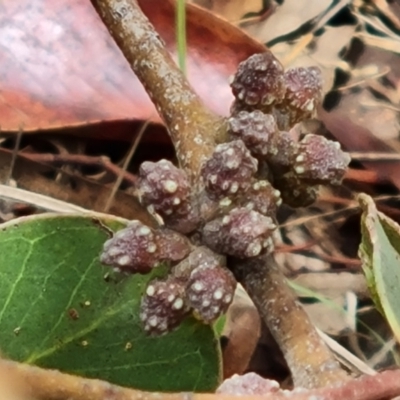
[230,254,349,388]
[94,0,225,180]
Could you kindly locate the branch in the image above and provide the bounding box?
[230,254,349,388]
[94,0,226,180]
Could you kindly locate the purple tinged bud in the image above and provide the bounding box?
[100,221,191,274]
[140,277,189,335]
[293,134,350,185]
[139,159,192,217]
[202,207,276,258]
[217,372,280,395]
[172,247,223,282]
[274,66,323,129]
[240,180,282,218]
[201,140,258,200]
[228,110,278,157]
[186,263,236,323]
[284,67,323,113]
[267,131,298,167]
[231,53,286,108]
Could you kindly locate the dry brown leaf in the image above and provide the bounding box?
[292,272,369,300]
[303,300,349,336]
[222,286,261,379]
[356,32,400,54]
[372,0,400,30]
[335,89,400,142]
[245,0,332,43]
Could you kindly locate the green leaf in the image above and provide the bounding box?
[0,214,221,391]
[358,193,400,342]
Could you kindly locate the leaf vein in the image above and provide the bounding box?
[27,257,97,360]
[0,243,33,322]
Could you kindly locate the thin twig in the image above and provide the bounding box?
[7,126,23,185]
[344,168,382,185]
[103,119,149,212]
[2,358,400,400]
[275,243,361,267]
[15,152,137,187]
[350,152,400,161]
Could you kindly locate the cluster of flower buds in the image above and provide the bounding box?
[100,50,350,336]
[230,53,323,131]
[228,52,350,207]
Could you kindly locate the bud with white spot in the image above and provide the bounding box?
[139,160,199,233]
[228,110,278,157]
[100,221,191,274]
[267,131,298,168]
[201,140,258,200]
[238,180,281,218]
[202,207,276,258]
[273,66,323,130]
[291,134,350,185]
[186,263,236,323]
[172,246,223,281]
[230,52,286,110]
[140,277,189,335]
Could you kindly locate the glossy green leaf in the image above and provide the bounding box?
[0,214,221,391]
[358,193,400,342]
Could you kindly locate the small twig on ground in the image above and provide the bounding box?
[18,152,137,187]
[275,242,361,267]
[344,168,382,185]
[103,119,149,212]
[2,359,400,400]
[350,152,400,161]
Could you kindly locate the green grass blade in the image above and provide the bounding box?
[176,0,187,74]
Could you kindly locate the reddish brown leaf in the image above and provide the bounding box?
[0,0,144,131]
[0,0,265,133]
